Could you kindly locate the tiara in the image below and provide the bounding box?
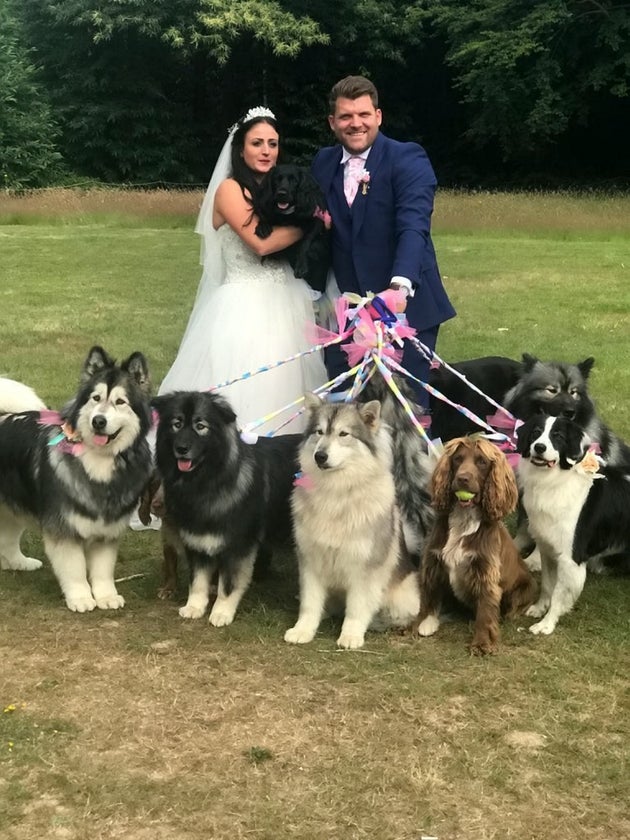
[228,105,276,135]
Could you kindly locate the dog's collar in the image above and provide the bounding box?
[38,410,86,456]
[293,471,314,490]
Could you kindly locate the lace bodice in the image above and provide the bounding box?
[218,225,288,286]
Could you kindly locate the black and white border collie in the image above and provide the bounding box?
[516,413,630,635]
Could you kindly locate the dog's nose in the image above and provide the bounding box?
[174,444,190,458]
[92,415,107,432]
[314,449,328,467]
[534,442,546,455]
[455,469,472,485]
[561,407,576,419]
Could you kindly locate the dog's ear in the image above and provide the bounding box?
[358,399,381,431]
[151,393,174,420]
[295,169,323,216]
[577,357,595,379]
[122,351,152,395]
[482,445,518,521]
[207,393,237,425]
[521,353,539,371]
[431,439,460,512]
[304,392,323,413]
[81,345,115,382]
[253,169,275,238]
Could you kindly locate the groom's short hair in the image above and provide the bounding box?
[329,76,379,112]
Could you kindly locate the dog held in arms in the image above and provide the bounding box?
[0,347,153,611]
[153,390,301,626]
[412,437,537,655]
[253,164,330,294]
[285,394,420,650]
[516,413,630,635]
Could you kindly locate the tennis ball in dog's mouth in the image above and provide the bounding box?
[455,490,475,501]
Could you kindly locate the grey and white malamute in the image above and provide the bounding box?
[285,395,420,650]
[0,347,153,611]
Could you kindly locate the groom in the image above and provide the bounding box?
[312,75,456,410]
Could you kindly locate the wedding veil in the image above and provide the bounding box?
[174,107,277,353]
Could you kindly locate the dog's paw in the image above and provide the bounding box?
[336,631,365,650]
[94,593,125,610]
[284,625,316,645]
[469,640,498,656]
[179,604,205,620]
[293,258,309,279]
[522,548,542,573]
[526,601,549,619]
[414,615,440,637]
[208,605,236,627]
[255,222,272,239]
[0,555,43,572]
[66,594,97,613]
[157,586,176,600]
[529,618,556,635]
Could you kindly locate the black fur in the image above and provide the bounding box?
[0,347,152,534]
[152,390,300,623]
[517,413,630,568]
[429,356,523,441]
[253,164,330,293]
[0,346,153,611]
[505,353,630,467]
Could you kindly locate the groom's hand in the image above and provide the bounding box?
[380,286,408,314]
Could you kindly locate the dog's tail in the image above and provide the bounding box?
[0,377,47,414]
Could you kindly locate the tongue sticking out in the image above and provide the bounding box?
[277,202,290,211]
[93,434,109,446]
[178,459,193,472]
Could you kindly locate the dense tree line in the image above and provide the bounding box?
[2,0,629,189]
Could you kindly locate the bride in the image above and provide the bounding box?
[158,107,327,434]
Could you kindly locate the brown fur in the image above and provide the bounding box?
[138,475,184,599]
[412,437,537,655]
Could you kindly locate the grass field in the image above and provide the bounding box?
[0,190,629,840]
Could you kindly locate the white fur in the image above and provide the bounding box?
[181,530,226,556]
[0,507,42,571]
[518,417,596,634]
[416,506,483,636]
[0,379,46,573]
[0,373,148,610]
[0,377,47,413]
[75,382,142,461]
[180,565,214,619]
[286,405,420,649]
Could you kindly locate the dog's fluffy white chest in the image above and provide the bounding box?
[442,507,481,602]
[519,462,594,554]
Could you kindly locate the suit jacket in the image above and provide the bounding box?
[312,131,456,332]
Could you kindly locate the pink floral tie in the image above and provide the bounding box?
[344,155,364,206]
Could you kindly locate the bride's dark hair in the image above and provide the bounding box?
[230,115,279,202]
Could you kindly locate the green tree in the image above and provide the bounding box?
[410,0,630,159]
[0,0,63,188]
[16,0,329,182]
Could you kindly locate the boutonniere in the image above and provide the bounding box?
[358,169,370,195]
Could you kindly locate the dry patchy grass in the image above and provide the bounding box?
[3,187,630,236]
[1,536,629,840]
[1,193,630,839]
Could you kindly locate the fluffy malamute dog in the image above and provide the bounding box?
[285,394,420,650]
[153,390,300,627]
[0,347,153,611]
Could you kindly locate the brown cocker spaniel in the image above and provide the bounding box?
[411,437,536,655]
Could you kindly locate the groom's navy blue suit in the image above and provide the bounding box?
[312,131,455,407]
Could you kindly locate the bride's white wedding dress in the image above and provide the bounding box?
[158,225,327,434]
